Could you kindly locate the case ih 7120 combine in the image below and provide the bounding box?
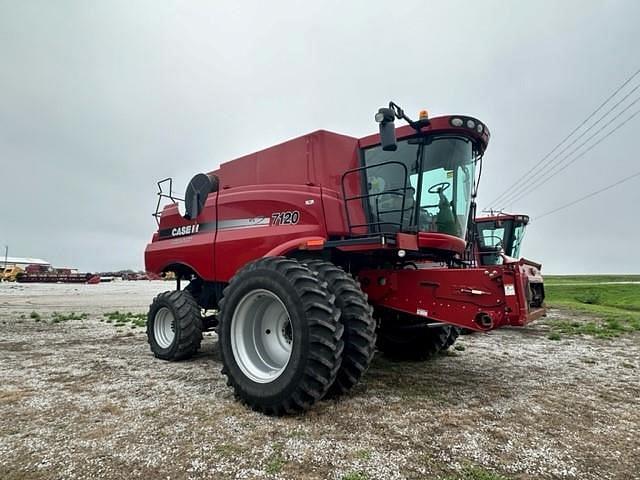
[473,213,544,307]
[145,103,545,414]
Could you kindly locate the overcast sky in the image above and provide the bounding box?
[1,1,639,273]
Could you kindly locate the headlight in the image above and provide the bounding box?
[451,117,463,127]
[466,119,475,129]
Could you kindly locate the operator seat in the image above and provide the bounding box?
[435,189,459,236]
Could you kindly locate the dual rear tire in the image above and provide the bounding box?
[217,257,376,414]
[303,260,376,396]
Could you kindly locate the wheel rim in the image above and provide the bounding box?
[154,307,176,348]
[231,289,293,383]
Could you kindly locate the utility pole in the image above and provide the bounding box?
[3,245,7,270]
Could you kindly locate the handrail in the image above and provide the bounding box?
[340,161,411,235]
[153,178,185,226]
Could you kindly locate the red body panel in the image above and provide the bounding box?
[145,195,218,280]
[214,185,327,281]
[145,185,333,282]
[321,188,352,236]
[211,130,361,194]
[417,232,467,255]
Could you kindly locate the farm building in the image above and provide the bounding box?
[2,256,51,269]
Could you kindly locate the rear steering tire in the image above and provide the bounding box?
[442,326,461,351]
[218,257,344,415]
[377,311,455,360]
[147,290,203,360]
[378,326,449,360]
[304,260,376,396]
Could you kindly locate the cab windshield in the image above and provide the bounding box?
[476,219,527,260]
[362,136,477,239]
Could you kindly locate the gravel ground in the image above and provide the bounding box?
[1,281,638,480]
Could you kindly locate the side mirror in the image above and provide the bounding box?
[375,107,397,151]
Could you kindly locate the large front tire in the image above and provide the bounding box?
[147,290,203,360]
[304,260,376,396]
[218,257,344,415]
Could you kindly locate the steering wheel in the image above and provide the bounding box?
[427,182,451,194]
[481,235,503,250]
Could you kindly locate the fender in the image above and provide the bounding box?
[155,260,200,278]
[144,229,216,280]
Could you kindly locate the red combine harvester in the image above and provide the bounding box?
[474,213,528,265]
[144,103,545,414]
[472,213,544,309]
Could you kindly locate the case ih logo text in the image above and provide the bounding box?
[171,224,200,237]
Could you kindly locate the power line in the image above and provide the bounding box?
[498,102,640,208]
[487,67,640,207]
[500,106,640,207]
[489,68,640,206]
[495,87,640,207]
[535,170,640,220]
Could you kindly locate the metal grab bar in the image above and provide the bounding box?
[153,178,185,226]
[340,161,411,235]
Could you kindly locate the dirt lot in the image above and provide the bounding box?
[1,282,638,480]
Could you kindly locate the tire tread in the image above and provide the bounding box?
[147,289,203,361]
[304,260,377,397]
[219,256,343,415]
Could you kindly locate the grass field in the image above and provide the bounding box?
[544,274,640,285]
[544,275,640,339]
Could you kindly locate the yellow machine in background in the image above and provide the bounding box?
[2,265,24,282]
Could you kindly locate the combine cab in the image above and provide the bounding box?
[475,213,529,265]
[472,213,545,322]
[144,102,545,414]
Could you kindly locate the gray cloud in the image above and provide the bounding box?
[1,0,638,273]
